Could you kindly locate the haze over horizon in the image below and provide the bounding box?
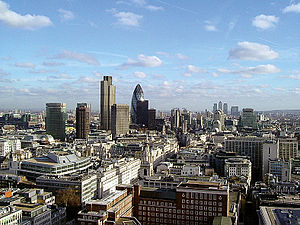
[1,0,300,111]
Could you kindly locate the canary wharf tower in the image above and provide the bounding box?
[131,84,144,124]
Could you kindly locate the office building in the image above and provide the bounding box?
[76,103,90,139]
[111,104,129,138]
[269,159,291,182]
[131,84,144,124]
[36,173,98,204]
[78,186,136,224]
[259,207,300,225]
[225,136,265,181]
[262,141,279,177]
[171,108,180,130]
[231,106,239,117]
[213,103,217,113]
[240,108,257,129]
[133,181,229,225]
[223,103,228,114]
[224,157,252,185]
[148,108,156,130]
[137,100,148,127]
[278,137,298,160]
[18,151,92,180]
[218,101,222,111]
[45,103,66,141]
[100,76,116,130]
[0,206,22,224]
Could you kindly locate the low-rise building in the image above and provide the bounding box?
[0,205,22,225]
[18,151,92,180]
[36,173,97,205]
[224,158,252,185]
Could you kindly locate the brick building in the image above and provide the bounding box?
[133,181,229,225]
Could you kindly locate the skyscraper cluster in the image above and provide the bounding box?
[212,101,238,116]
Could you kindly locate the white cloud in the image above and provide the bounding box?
[30,69,58,74]
[58,8,74,21]
[146,5,164,11]
[93,71,102,77]
[43,61,65,67]
[0,0,52,30]
[77,76,98,83]
[218,64,280,78]
[283,3,300,13]
[118,54,162,69]
[204,21,217,32]
[281,75,300,80]
[204,24,217,32]
[184,65,205,77]
[176,53,189,60]
[134,71,147,78]
[130,0,163,11]
[0,68,9,76]
[53,50,100,66]
[48,73,71,80]
[252,14,279,30]
[108,9,143,27]
[212,72,218,77]
[229,41,279,61]
[15,62,35,68]
[281,71,300,80]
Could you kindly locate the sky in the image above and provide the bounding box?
[1,0,300,111]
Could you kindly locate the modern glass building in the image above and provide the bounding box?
[45,103,66,141]
[130,84,144,124]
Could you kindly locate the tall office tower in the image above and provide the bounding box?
[171,108,180,130]
[231,106,239,116]
[223,103,228,114]
[76,103,90,139]
[137,100,149,127]
[213,103,217,113]
[130,84,144,124]
[225,136,265,181]
[218,101,222,111]
[111,104,129,139]
[100,76,116,130]
[241,108,257,129]
[148,108,156,130]
[46,103,66,141]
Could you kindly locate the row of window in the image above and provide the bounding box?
[138,206,223,214]
[182,199,223,206]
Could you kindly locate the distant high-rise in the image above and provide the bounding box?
[100,76,115,130]
[213,103,217,113]
[76,103,90,139]
[241,108,257,129]
[171,108,180,130]
[231,106,239,116]
[131,84,144,124]
[111,104,129,138]
[137,100,149,127]
[148,108,156,130]
[218,101,222,111]
[46,103,66,141]
[223,103,228,114]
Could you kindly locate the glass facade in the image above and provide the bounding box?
[130,84,144,124]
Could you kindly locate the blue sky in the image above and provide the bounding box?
[1,0,300,111]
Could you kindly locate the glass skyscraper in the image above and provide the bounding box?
[130,84,144,124]
[46,103,66,141]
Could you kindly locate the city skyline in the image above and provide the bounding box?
[1,0,300,111]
